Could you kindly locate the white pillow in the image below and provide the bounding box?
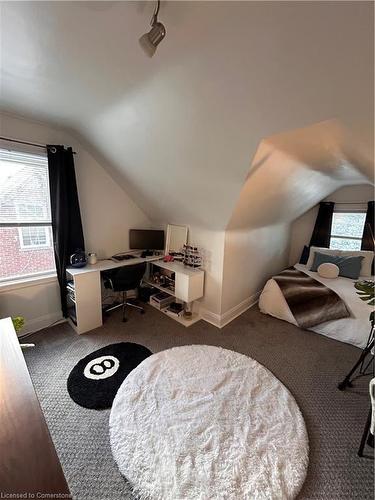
[306,246,341,269]
[317,263,339,279]
[306,246,374,277]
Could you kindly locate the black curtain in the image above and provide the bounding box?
[309,202,335,248]
[47,146,85,317]
[299,201,334,264]
[361,201,374,251]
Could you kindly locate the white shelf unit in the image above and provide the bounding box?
[145,260,204,327]
[148,301,201,326]
[66,269,102,334]
[142,279,175,296]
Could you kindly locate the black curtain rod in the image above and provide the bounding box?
[0,136,77,154]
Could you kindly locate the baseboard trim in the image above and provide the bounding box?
[18,312,65,337]
[200,309,222,328]
[220,292,261,327]
[201,291,261,329]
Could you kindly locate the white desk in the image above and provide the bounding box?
[66,256,161,334]
[66,257,204,333]
[67,255,161,276]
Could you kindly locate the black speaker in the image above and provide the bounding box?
[138,286,158,303]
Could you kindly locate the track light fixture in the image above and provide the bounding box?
[139,0,166,57]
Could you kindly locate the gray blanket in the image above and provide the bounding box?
[273,267,350,329]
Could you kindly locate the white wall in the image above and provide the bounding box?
[0,278,62,335]
[0,112,150,334]
[289,184,374,265]
[222,225,290,317]
[69,134,151,260]
[187,226,225,321]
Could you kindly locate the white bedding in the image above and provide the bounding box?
[259,264,373,349]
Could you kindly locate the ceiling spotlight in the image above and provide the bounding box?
[139,0,166,57]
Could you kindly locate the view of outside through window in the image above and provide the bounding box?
[0,149,56,282]
[329,212,366,251]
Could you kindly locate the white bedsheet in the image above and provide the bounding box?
[259,264,373,349]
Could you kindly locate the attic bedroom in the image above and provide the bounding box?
[0,1,374,499]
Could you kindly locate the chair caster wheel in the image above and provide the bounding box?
[338,380,352,391]
[367,433,374,448]
[140,310,145,315]
[122,318,128,323]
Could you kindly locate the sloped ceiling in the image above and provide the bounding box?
[0,1,373,229]
[227,120,372,231]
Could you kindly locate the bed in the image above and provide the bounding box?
[259,262,373,349]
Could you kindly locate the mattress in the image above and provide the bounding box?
[259,264,373,349]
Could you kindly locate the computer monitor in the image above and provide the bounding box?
[129,229,165,251]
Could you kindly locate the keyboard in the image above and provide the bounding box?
[111,254,136,262]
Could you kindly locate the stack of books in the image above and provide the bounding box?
[66,281,76,303]
[166,302,184,317]
[150,292,174,310]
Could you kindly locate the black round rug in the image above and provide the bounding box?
[67,342,152,409]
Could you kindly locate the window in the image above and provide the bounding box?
[19,226,51,248]
[17,203,51,249]
[329,211,366,251]
[0,148,56,282]
[17,203,45,219]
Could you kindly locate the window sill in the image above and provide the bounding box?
[0,273,58,293]
[19,246,52,251]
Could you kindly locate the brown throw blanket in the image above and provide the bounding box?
[273,267,350,329]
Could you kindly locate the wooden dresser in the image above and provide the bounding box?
[0,317,70,496]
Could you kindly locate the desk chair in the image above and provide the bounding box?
[102,263,146,322]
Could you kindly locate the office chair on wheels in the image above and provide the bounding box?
[102,263,146,322]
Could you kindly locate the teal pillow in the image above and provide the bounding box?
[311,252,364,279]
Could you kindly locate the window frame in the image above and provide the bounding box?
[18,225,51,250]
[329,209,366,251]
[0,147,56,283]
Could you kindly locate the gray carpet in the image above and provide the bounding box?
[24,304,374,500]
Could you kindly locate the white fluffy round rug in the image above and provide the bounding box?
[109,345,309,500]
